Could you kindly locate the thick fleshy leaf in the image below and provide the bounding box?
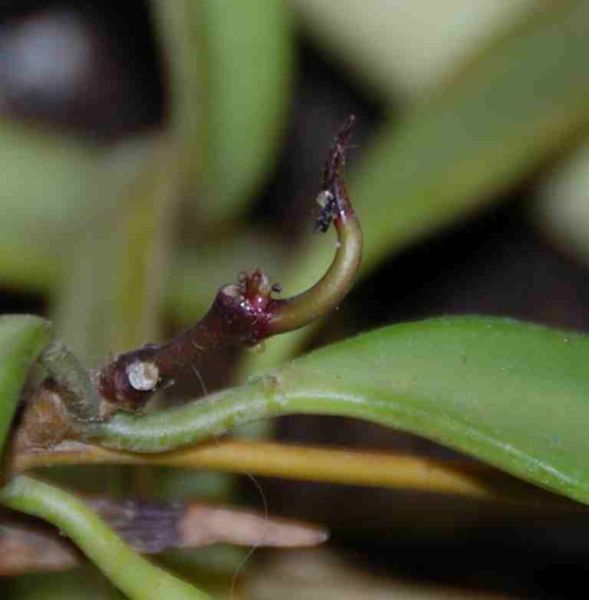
[97,317,589,504]
[275,317,589,503]
[0,315,52,456]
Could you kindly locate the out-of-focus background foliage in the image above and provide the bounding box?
[0,1,587,598]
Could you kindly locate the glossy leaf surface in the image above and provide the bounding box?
[98,317,589,504]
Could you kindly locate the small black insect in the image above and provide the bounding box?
[314,189,337,233]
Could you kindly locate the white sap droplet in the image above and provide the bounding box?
[126,361,159,391]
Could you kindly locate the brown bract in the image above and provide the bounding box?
[12,383,79,453]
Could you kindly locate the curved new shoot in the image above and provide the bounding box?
[95,116,362,410]
[266,114,362,333]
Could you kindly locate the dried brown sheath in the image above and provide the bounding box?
[0,499,327,575]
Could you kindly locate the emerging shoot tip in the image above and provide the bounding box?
[96,116,363,409]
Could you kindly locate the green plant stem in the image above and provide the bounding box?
[91,379,272,452]
[0,315,53,456]
[40,340,102,422]
[269,207,363,334]
[0,476,209,599]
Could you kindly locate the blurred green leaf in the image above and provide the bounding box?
[293,0,538,100]
[0,127,155,294]
[167,230,286,325]
[244,0,589,374]
[152,0,293,223]
[99,317,589,504]
[5,568,124,600]
[150,0,206,181]
[0,125,101,290]
[0,124,101,242]
[53,140,179,364]
[0,315,52,457]
[534,139,589,266]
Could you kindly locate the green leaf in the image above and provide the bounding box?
[0,315,52,457]
[152,0,292,223]
[0,476,210,599]
[534,140,589,267]
[0,127,155,294]
[0,124,101,290]
[293,0,537,99]
[53,140,179,363]
[167,230,286,324]
[242,0,589,374]
[97,317,589,504]
[351,0,589,275]
[0,125,101,243]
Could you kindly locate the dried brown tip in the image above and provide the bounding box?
[179,504,329,549]
[100,497,329,550]
[0,499,328,575]
[0,519,81,575]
